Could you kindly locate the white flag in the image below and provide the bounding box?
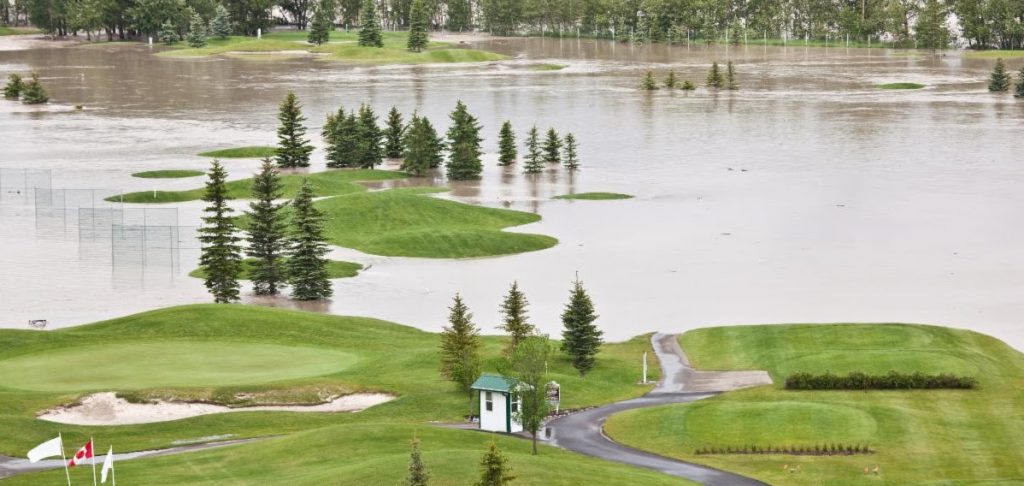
[101,446,114,484]
[27,436,63,463]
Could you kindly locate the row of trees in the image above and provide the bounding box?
[641,62,737,91]
[3,72,49,103]
[405,438,514,485]
[499,123,581,173]
[438,279,603,454]
[198,158,333,303]
[988,57,1024,97]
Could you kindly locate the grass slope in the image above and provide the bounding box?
[554,192,634,200]
[131,169,204,178]
[878,82,925,89]
[605,324,1024,485]
[198,146,277,158]
[189,258,362,280]
[315,189,558,258]
[109,169,406,203]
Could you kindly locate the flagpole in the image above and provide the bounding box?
[59,433,72,486]
[90,438,97,486]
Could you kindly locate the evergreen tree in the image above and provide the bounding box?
[287,179,333,300]
[664,70,677,88]
[246,158,288,296]
[357,0,382,47]
[1016,67,1024,98]
[356,104,384,169]
[324,109,360,168]
[562,133,579,170]
[439,293,482,414]
[726,60,738,90]
[475,442,515,486]
[401,114,445,175]
[497,121,516,166]
[198,160,242,303]
[560,277,603,377]
[641,70,657,90]
[159,21,178,44]
[405,437,429,486]
[308,1,332,45]
[509,335,551,455]
[20,72,48,104]
[445,101,483,180]
[3,73,23,99]
[542,128,561,164]
[522,126,542,174]
[275,91,314,168]
[681,80,696,90]
[707,62,724,89]
[498,281,534,353]
[990,58,1011,92]
[210,4,232,38]
[384,106,405,158]
[407,0,429,52]
[186,10,207,48]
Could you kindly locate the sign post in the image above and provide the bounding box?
[546,381,561,414]
[642,352,648,384]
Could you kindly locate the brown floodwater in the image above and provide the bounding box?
[2,37,1024,349]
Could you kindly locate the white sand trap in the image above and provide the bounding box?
[39,392,395,426]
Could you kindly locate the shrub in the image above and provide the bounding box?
[785,370,977,390]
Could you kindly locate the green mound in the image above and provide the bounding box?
[605,323,1024,485]
[189,258,362,280]
[554,192,634,200]
[878,82,925,89]
[131,170,204,179]
[198,146,277,158]
[531,63,568,71]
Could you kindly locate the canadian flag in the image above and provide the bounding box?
[68,440,93,467]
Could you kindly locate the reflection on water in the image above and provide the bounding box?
[2,39,1024,350]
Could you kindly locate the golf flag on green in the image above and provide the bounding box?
[100,446,115,485]
[27,435,63,463]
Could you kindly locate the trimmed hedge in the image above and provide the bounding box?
[695,443,872,456]
[785,371,977,390]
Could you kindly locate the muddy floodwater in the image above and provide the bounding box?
[2,37,1023,349]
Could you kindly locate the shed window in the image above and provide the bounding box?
[485,391,493,412]
[510,395,519,414]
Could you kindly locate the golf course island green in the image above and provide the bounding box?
[554,192,634,200]
[0,304,684,485]
[878,82,926,89]
[197,146,277,158]
[188,258,362,280]
[131,169,205,178]
[604,324,1024,485]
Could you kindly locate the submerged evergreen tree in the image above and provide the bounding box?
[186,10,207,48]
[707,62,724,88]
[356,104,384,169]
[990,58,1011,92]
[405,437,429,486]
[357,0,383,47]
[542,128,561,164]
[522,126,542,174]
[560,277,603,377]
[308,1,332,45]
[664,70,677,88]
[475,442,516,485]
[384,106,405,158]
[287,179,333,300]
[20,72,48,104]
[275,91,314,168]
[439,293,482,414]
[641,70,658,90]
[324,109,360,168]
[246,158,289,296]
[210,4,232,38]
[407,0,429,52]
[3,73,23,99]
[401,114,443,175]
[498,281,534,354]
[681,80,696,90]
[726,60,738,90]
[1016,67,1024,98]
[159,21,178,45]
[497,121,517,166]
[445,101,483,180]
[198,160,242,303]
[562,133,579,170]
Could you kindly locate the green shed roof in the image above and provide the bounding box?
[471,374,517,393]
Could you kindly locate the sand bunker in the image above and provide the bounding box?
[39,392,395,426]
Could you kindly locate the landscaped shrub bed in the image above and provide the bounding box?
[785,371,977,390]
[695,443,873,456]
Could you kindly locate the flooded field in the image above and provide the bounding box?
[2,37,1024,349]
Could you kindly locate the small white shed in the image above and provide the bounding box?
[471,374,523,433]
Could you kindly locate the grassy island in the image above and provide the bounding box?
[189,258,362,280]
[131,170,205,178]
[554,192,634,200]
[878,82,926,89]
[198,146,277,158]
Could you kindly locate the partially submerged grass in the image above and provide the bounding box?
[878,82,925,89]
[531,63,568,71]
[605,323,1024,485]
[198,146,277,158]
[964,49,1024,59]
[0,26,41,36]
[188,258,362,280]
[131,169,204,179]
[554,192,633,200]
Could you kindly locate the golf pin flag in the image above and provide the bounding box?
[101,446,114,484]
[68,439,93,467]
[27,435,63,463]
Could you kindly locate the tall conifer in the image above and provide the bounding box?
[198,160,242,303]
[384,106,406,158]
[445,101,483,180]
[523,126,542,174]
[275,92,313,168]
[990,58,1011,92]
[498,281,534,353]
[405,437,429,486]
[186,10,207,48]
[357,104,384,169]
[706,62,724,89]
[542,128,561,164]
[4,73,23,99]
[439,294,482,414]
[246,158,289,296]
[210,4,232,38]
[498,121,517,166]
[357,0,383,47]
[287,180,333,300]
[401,114,443,175]
[726,60,738,90]
[407,0,429,52]
[308,1,332,45]
[562,133,579,170]
[560,277,603,377]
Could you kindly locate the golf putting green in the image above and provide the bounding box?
[0,341,357,392]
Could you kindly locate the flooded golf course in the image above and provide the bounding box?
[2,36,1024,349]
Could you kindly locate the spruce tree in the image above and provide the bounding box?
[275,91,314,168]
[357,104,384,169]
[246,158,288,296]
[159,21,178,44]
[384,106,405,158]
[523,126,542,174]
[324,108,360,168]
[198,160,242,303]
[641,70,657,90]
[401,114,434,175]
[210,4,232,38]
[560,277,603,377]
[1016,66,1024,98]
[3,73,23,99]
[186,10,207,48]
[445,101,483,180]
[405,437,429,486]
[423,117,444,169]
[498,121,517,166]
[475,442,515,486]
[990,58,1011,92]
[308,1,332,45]
[681,80,696,90]
[707,62,724,89]
[664,70,677,89]
[407,0,429,52]
[439,293,482,414]
[20,72,49,104]
[726,61,738,90]
[542,128,561,164]
[287,179,333,300]
[498,281,534,354]
[357,0,383,47]
[562,133,579,170]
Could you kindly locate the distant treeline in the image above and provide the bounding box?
[785,371,978,390]
[2,0,1021,49]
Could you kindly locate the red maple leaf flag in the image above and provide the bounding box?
[68,440,93,467]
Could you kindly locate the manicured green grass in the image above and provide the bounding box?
[108,169,407,203]
[131,169,205,178]
[878,82,926,89]
[188,258,362,280]
[314,188,558,258]
[0,26,41,35]
[531,63,568,71]
[553,192,634,200]
[198,146,277,158]
[605,324,1024,485]
[964,49,1024,59]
